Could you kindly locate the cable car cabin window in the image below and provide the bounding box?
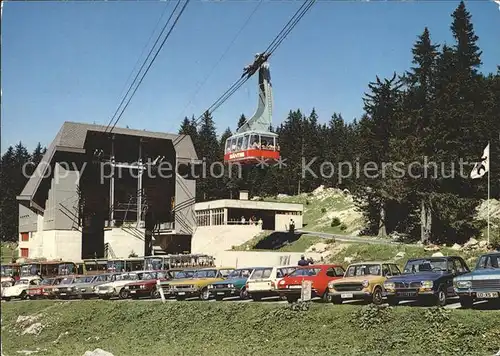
[260,135,276,150]
[225,139,231,153]
[236,136,243,151]
[241,135,249,151]
[230,137,237,152]
[250,134,260,149]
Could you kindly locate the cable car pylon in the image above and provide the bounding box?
[224,55,279,165]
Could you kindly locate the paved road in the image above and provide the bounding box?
[297,230,405,246]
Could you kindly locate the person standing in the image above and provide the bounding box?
[298,255,309,266]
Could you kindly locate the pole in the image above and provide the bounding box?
[487,141,490,245]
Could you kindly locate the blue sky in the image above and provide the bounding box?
[1,0,499,152]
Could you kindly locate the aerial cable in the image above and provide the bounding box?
[105,0,180,134]
[110,1,173,126]
[105,0,190,134]
[173,0,315,148]
[175,0,264,124]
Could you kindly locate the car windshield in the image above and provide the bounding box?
[15,279,29,285]
[173,271,193,279]
[227,269,252,279]
[476,254,500,269]
[193,270,217,278]
[59,277,75,285]
[290,268,321,276]
[403,259,448,273]
[74,276,94,283]
[115,273,137,281]
[138,273,155,280]
[250,268,272,279]
[40,279,54,286]
[345,264,381,277]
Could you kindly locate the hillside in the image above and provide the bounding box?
[1,301,499,356]
[261,186,365,235]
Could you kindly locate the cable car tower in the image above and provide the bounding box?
[223,54,280,164]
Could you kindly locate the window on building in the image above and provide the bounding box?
[20,248,29,258]
[21,233,29,242]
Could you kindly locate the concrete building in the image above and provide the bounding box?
[191,191,303,255]
[17,121,198,261]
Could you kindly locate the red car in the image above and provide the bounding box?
[125,270,170,299]
[27,277,63,299]
[277,264,345,303]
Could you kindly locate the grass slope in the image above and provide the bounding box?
[264,187,365,235]
[1,301,499,356]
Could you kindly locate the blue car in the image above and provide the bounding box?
[453,252,500,308]
[383,256,470,306]
[207,267,257,300]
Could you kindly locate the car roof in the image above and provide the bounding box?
[348,261,395,266]
[407,256,459,261]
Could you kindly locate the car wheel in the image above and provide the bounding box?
[3,297,11,302]
[151,288,160,299]
[118,289,129,299]
[239,287,248,300]
[20,291,28,300]
[435,287,447,307]
[372,287,383,305]
[331,296,342,304]
[286,296,299,303]
[322,292,331,303]
[386,297,399,306]
[200,288,210,301]
[459,296,474,309]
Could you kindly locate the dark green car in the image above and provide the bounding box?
[207,268,256,301]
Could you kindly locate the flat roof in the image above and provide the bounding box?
[194,199,303,212]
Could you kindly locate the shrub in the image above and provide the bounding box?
[321,207,327,213]
[331,217,341,227]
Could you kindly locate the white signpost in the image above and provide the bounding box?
[301,280,312,302]
[157,279,166,303]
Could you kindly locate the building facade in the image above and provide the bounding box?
[17,121,198,260]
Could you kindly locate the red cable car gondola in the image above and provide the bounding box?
[224,56,280,165]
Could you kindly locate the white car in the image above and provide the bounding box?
[95,271,150,299]
[1,276,42,301]
[246,265,297,301]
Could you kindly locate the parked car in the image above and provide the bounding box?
[125,271,169,299]
[1,276,42,301]
[328,261,401,305]
[246,265,297,301]
[53,275,90,299]
[75,273,122,299]
[277,264,345,303]
[383,256,470,306]
[168,267,234,301]
[158,268,198,298]
[207,267,255,300]
[27,277,58,299]
[96,271,151,299]
[453,252,500,308]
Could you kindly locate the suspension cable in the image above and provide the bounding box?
[105,0,190,134]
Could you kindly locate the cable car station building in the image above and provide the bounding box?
[17,121,198,261]
[191,191,303,254]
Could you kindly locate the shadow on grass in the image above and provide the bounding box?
[253,232,305,250]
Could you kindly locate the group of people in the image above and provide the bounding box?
[241,216,263,226]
